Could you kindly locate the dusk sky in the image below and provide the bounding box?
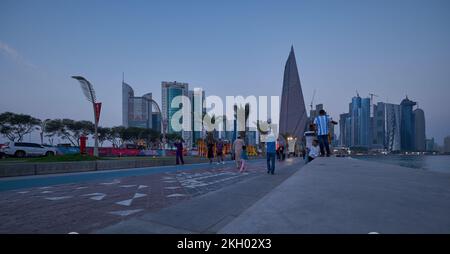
[1,0,449,144]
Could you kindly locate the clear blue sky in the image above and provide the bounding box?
[1,0,449,144]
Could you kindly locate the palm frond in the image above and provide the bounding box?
[72,76,96,103]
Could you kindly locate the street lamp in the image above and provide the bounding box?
[71,76,101,157]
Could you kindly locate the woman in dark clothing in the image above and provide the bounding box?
[207,141,215,164]
[174,139,184,165]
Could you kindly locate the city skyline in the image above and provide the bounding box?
[1,0,450,144]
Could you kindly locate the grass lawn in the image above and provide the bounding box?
[27,154,106,163]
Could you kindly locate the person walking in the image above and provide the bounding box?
[275,139,281,161]
[233,136,244,169]
[207,139,215,164]
[239,145,248,173]
[174,139,184,165]
[266,132,276,175]
[313,109,338,157]
[216,139,225,164]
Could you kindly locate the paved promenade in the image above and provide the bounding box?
[2,156,449,234]
[0,157,301,233]
[219,157,450,234]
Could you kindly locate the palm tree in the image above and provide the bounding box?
[233,103,250,142]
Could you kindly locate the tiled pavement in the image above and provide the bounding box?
[0,159,277,233]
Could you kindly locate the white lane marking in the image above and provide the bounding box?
[38,186,52,189]
[138,185,148,189]
[109,209,143,217]
[82,193,103,196]
[179,174,244,188]
[82,193,107,201]
[100,180,120,185]
[116,199,133,206]
[17,191,30,194]
[41,191,53,194]
[90,194,106,201]
[75,187,88,190]
[166,193,187,198]
[45,196,72,201]
[164,186,180,190]
[119,185,137,188]
[133,193,147,199]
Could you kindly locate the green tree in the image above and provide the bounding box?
[97,127,111,147]
[109,126,124,147]
[44,119,94,146]
[44,119,65,145]
[111,126,127,146]
[39,119,51,145]
[141,128,161,149]
[63,119,94,146]
[0,112,41,142]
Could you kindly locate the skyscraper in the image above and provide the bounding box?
[400,96,417,151]
[413,108,426,151]
[122,81,153,129]
[189,88,206,147]
[161,81,190,145]
[122,82,133,127]
[279,46,308,140]
[359,98,371,147]
[339,113,350,147]
[350,96,361,147]
[385,103,401,152]
[426,138,436,152]
[373,102,386,149]
[152,112,161,133]
[444,136,450,154]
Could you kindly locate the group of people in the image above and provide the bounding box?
[174,138,226,166]
[303,109,338,163]
[234,134,277,175]
[173,108,336,174]
[207,138,225,165]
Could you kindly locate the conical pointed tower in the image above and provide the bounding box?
[279,46,308,139]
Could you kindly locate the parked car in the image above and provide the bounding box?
[0,142,57,158]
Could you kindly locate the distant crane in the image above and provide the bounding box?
[310,89,316,111]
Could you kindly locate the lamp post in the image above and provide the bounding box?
[71,76,100,157]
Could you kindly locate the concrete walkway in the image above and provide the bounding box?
[219,157,450,234]
[95,158,303,233]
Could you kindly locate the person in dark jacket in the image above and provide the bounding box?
[174,139,184,165]
[207,140,215,164]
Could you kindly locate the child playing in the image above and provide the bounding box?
[239,145,248,173]
[308,140,320,163]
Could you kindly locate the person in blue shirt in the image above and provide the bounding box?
[313,109,338,157]
[266,132,276,175]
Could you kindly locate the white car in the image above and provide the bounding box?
[1,142,57,158]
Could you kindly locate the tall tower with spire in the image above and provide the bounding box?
[279,46,308,140]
